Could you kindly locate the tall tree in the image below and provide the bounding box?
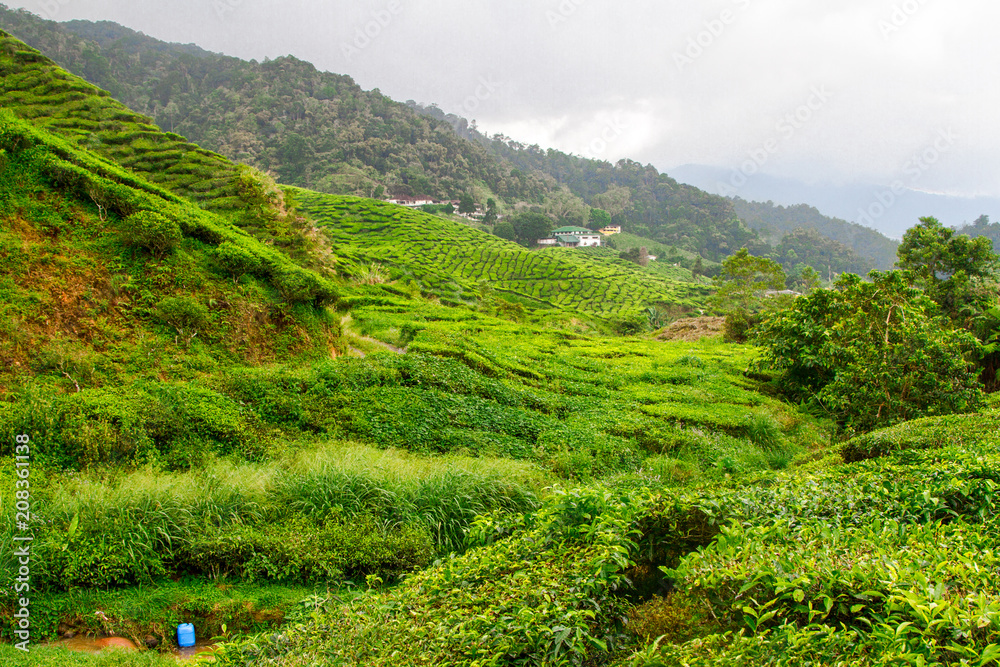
[711,248,786,342]
[509,212,553,247]
[897,216,999,329]
[483,198,498,225]
[458,193,477,215]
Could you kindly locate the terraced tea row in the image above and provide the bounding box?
[297,191,711,319]
[0,32,241,211]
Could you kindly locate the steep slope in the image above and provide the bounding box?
[0,106,339,385]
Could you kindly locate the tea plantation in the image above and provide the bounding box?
[1,27,998,667]
[296,190,711,320]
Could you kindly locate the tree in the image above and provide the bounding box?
[788,264,821,293]
[591,186,631,218]
[711,249,785,341]
[509,212,553,247]
[588,208,612,231]
[544,188,587,227]
[755,271,983,436]
[620,246,649,267]
[897,217,1000,388]
[493,221,516,242]
[483,198,498,225]
[898,216,997,286]
[458,193,477,215]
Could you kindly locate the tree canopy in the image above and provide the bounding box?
[755,270,983,435]
[509,212,553,247]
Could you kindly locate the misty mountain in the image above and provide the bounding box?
[671,164,1000,241]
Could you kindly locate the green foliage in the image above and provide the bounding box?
[0,383,266,469]
[711,248,784,342]
[509,210,554,247]
[898,216,998,287]
[734,197,899,270]
[773,226,871,278]
[589,207,612,230]
[152,296,208,335]
[213,240,264,277]
[216,486,649,667]
[493,219,516,241]
[712,248,786,315]
[298,191,709,320]
[841,410,1000,462]
[755,271,984,435]
[117,210,181,258]
[897,216,999,328]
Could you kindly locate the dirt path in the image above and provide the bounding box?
[341,315,406,357]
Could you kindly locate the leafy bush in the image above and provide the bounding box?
[841,410,1000,462]
[118,210,182,258]
[0,384,265,469]
[213,240,264,278]
[152,296,208,338]
[755,271,984,435]
[216,487,650,667]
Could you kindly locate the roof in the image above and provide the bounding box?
[551,226,594,235]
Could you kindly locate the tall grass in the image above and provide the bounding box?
[275,444,549,551]
[10,443,551,592]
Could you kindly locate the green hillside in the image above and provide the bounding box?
[297,191,710,321]
[1,15,998,667]
[0,5,802,267]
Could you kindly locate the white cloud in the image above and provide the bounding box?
[7,0,999,195]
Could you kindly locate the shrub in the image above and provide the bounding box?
[755,271,985,435]
[118,210,182,258]
[152,296,209,344]
[213,240,263,278]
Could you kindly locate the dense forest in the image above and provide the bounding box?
[959,214,1000,252]
[731,197,900,269]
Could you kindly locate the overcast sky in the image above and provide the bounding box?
[8,0,1000,199]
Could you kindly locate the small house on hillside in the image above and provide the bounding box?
[387,196,435,207]
[550,226,602,248]
[599,226,622,235]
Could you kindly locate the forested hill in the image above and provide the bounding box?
[732,197,900,270]
[412,102,756,256]
[0,4,773,263]
[959,215,1000,253]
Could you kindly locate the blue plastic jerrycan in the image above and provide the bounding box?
[177,623,196,648]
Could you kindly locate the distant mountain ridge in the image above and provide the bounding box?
[0,3,900,277]
[671,164,1000,242]
[731,199,899,270]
